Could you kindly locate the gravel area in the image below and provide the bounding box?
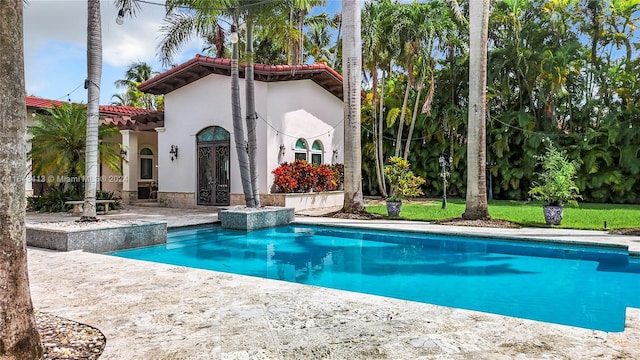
[36,311,105,359]
[434,218,521,228]
[29,219,149,230]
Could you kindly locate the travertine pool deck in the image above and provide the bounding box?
[26,206,640,359]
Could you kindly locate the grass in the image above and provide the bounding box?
[365,198,640,230]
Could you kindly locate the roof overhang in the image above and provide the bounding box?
[138,55,344,100]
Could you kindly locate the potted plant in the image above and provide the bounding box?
[384,156,425,216]
[528,143,581,225]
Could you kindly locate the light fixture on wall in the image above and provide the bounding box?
[279,144,286,156]
[333,149,339,159]
[120,148,127,157]
[169,145,179,161]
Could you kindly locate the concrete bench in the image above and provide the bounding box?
[65,200,116,215]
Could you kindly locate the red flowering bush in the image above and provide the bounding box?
[272,161,344,193]
[293,159,317,192]
[272,161,298,193]
[315,164,336,191]
[329,163,344,189]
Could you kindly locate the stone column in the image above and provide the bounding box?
[120,130,139,204]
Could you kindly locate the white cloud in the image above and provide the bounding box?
[24,0,204,102]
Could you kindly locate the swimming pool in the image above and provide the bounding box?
[110,224,640,332]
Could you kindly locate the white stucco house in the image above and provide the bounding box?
[136,55,345,208]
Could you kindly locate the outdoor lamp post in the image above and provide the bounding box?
[230,24,239,44]
[439,155,453,209]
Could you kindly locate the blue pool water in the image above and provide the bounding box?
[111,225,640,332]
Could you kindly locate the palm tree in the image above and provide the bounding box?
[362,0,394,197]
[229,10,254,207]
[159,0,277,207]
[112,61,163,110]
[304,13,336,64]
[283,0,325,65]
[114,61,155,88]
[341,0,366,213]
[28,103,122,194]
[81,0,102,221]
[462,0,490,220]
[0,1,44,358]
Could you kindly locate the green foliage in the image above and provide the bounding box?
[359,0,640,204]
[95,190,123,211]
[28,103,123,188]
[528,143,581,207]
[27,189,122,213]
[111,61,164,110]
[27,187,78,213]
[383,156,426,202]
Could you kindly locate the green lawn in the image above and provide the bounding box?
[365,198,640,230]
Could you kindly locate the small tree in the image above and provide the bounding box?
[528,143,581,207]
[384,156,425,202]
[28,103,122,195]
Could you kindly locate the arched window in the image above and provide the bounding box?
[311,140,323,165]
[197,126,230,142]
[139,148,154,180]
[294,138,308,161]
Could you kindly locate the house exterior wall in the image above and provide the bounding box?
[159,74,343,208]
[265,80,344,192]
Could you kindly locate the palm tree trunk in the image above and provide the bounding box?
[231,21,253,207]
[298,9,305,64]
[82,0,101,221]
[394,78,411,157]
[331,14,341,69]
[377,69,387,197]
[463,0,490,220]
[341,0,365,213]
[0,1,44,358]
[403,83,423,160]
[371,66,385,197]
[245,18,260,208]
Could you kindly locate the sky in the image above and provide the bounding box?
[23,0,342,106]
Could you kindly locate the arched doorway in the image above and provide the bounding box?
[197,126,230,206]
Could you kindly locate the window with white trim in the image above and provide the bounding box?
[294,138,307,161]
[311,140,323,165]
[140,147,154,180]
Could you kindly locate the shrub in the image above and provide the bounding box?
[329,163,344,189]
[315,164,336,191]
[96,190,123,211]
[272,161,345,193]
[528,143,581,207]
[27,187,78,213]
[27,188,122,213]
[272,161,298,192]
[384,156,426,202]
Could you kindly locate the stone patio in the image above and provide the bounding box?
[26,206,640,359]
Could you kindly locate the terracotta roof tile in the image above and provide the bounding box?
[25,96,163,131]
[26,96,66,109]
[138,55,344,99]
[99,105,151,116]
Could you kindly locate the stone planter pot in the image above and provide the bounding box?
[543,205,564,225]
[386,201,402,217]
